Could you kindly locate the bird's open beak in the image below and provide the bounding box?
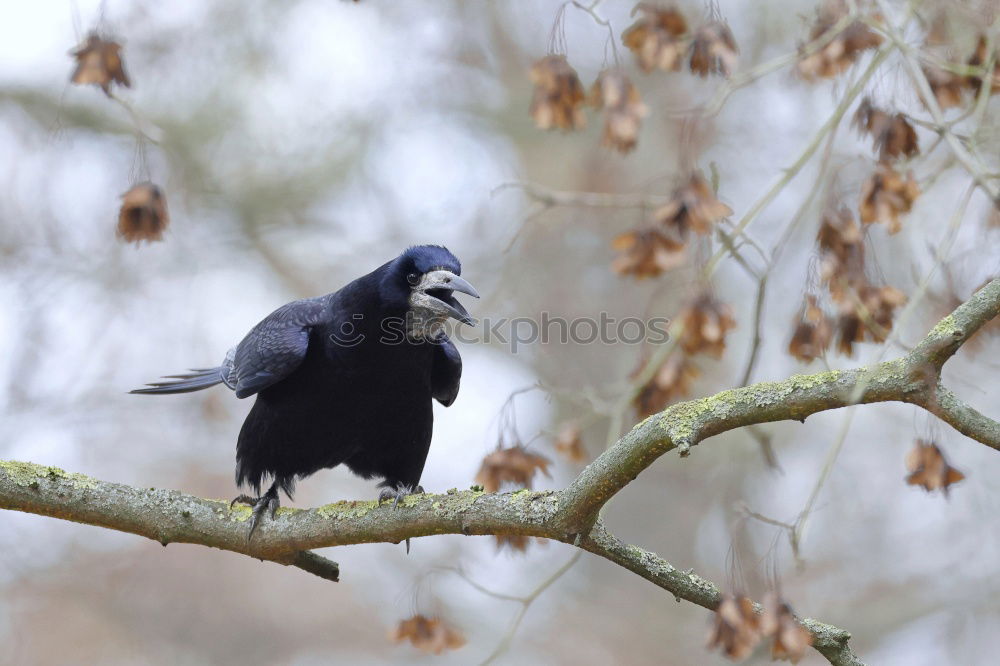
[412,270,480,326]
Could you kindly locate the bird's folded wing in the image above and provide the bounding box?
[431,335,462,407]
[225,296,327,399]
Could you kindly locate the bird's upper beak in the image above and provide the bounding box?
[411,270,480,326]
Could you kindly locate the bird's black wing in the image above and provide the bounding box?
[223,296,328,399]
[431,335,462,407]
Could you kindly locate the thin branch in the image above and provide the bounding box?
[480,552,581,665]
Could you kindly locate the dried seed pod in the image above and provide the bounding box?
[905,440,965,495]
[788,295,833,362]
[797,2,882,80]
[70,33,130,96]
[117,182,169,243]
[653,172,733,237]
[676,291,737,358]
[633,352,700,417]
[859,165,920,233]
[590,69,648,153]
[622,3,689,72]
[611,228,686,279]
[529,55,586,131]
[689,21,739,78]
[474,446,551,493]
[389,615,465,655]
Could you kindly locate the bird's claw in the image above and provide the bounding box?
[378,483,424,508]
[230,488,280,543]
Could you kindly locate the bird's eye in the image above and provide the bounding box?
[407,273,420,286]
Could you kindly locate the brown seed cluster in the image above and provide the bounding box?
[655,172,734,237]
[70,33,130,96]
[623,4,739,78]
[689,21,739,78]
[795,207,907,358]
[389,615,465,655]
[759,594,815,663]
[622,3,689,72]
[117,182,169,243]
[611,228,686,279]
[707,595,760,660]
[859,165,920,234]
[922,33,1000,110]
[676,291,737,358]
[707,594,813,663]
[529,55,587,131]
[474,446,551,493]
[554,423,587,463]
[788,295,833,362]
[796,1,883,80]
[853,98,919,163]
[612,172,730,279]
[633,289,734,416]
[834,284,906,355]
[905,440,965,495]
[967,35,1000,95]
[589,69,649,153]
[633,352,700,418]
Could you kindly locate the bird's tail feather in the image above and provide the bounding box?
[130,367,224,395]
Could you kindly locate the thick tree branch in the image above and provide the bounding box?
[2,278,997,665]
[558,277,1000,533]
[580,523,864,666]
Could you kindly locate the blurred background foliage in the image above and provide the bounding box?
[2,0,1000,664]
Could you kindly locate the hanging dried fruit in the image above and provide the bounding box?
[117,182,169,243]
[760,594,814,663]
[788,295,833,362]
[676,291,737,358]
[389,615,465,655]
[633,352,700,417]
[817,207,866,302]
[622,3,689,72]
[966,35,1000,95]
[853,98,919,163]
[835,284,906,354]
[474,446,551,493]
[689,21,739,78]
[859,165,920,233]
[529,55,586,131]
[70,33,130,96]
[653,172,733,237]
[905,440,965,495]
[611,228,686,279]
[554,423,586,463]
[707,595,762,660]
[797,2,882,80]
[589,69,648,153]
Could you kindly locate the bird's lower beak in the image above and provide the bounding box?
[440,296,476,326]
[411,292,478,326]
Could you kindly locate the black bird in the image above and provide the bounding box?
[132,245,479,538]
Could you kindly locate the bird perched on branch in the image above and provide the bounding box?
[132,245,479,540]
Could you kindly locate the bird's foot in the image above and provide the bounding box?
[378,483,425,508]
[378,484,424,554]
[230,486,280,543]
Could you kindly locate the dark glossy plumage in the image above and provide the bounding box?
[133,246,475,517]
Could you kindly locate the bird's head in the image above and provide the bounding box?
[383,245,480,334]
